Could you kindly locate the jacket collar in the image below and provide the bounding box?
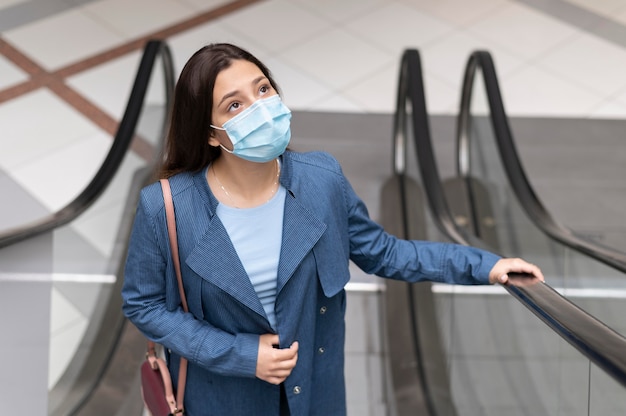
[185,152,326,319]
[190,152,298,215]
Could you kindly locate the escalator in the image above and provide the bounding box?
[0,39,175,415]
[2,37,626,416]
[381,49,626,415]
[448,50,626,328]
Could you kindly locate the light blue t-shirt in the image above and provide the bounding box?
[216,186,286,330]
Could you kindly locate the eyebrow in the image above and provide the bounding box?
[217,75,268,108]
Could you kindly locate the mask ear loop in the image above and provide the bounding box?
[209,125,234,154]
[219,144,234,154]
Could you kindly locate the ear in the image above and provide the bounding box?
[207,130,222,147]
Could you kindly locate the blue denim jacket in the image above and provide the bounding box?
[122,150,499,415]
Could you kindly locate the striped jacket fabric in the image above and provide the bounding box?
[122,150,499,415]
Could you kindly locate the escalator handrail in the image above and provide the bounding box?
[393,49,470,247]
[46,39,175,415]
[457,50,626,274]
[394,48,626,390]
[0,39,175,249]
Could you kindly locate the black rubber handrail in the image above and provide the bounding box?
[44,39,175,415]
[393,49,470,247]
[391,49,442,416]
[0,39,175,249]
[394,48,626,392]
[457,50,626,274]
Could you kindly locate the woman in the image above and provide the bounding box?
[122,43,544,415]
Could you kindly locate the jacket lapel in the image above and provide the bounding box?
[185,215,266,318]
[183,159,327,318]
[277,192,327,293]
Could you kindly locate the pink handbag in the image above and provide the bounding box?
[140,179,189,415]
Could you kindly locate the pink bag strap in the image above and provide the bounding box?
[145,179,188,414]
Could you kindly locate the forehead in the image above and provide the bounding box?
[213,59,265,98]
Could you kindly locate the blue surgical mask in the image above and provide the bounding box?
[211,95,291,163]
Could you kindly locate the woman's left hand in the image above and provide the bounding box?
[488,258,544,285]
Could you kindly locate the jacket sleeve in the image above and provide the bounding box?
[342,174,500,285]
[121,190,258,378]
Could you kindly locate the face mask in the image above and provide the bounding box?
[211,95,291,163]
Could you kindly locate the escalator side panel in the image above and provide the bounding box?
[380,174,456,416]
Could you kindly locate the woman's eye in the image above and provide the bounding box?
[227,102,241,112]
[259,85,270,94]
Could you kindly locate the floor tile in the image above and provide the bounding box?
[48,286,86,388]
[217,0,333,54]
[466,2,579,61]
[0,89,101,170]
[0,172,49,228]
[499,64,604,117]
[421,28,525,88]
[0,0,81,32]
[341,64,398,113]
[2,8,124,71]
[0,54,29,89]
[344,1,454,56]
[49,314,88,388]
[2,0,626,413]
[293,0,387,24]
[167,20,271,75]
[10,130,111,211]
[277,27,395,91]
[66,51,143,120]
[74,150,145,254]
[613,5,626,25]
[422,71,459,114]
[536,31,626,96]
[263,57,334,110]
[399,0,508,26]
[0,0,28,10]
[305,92,364,113]
[590,98,626,118]
[564,0,626,18]
[80,0,197,40]
[175,0,232,12]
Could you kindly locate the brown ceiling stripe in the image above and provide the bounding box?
[0,0,261,162]
[0,37,43,76]
[47,80,119,135]
[57,0,263,78]
[0,38,44,104]
[130,133,160,163]
[0,79,39,103]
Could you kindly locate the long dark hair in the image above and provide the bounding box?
[159,43,281,178]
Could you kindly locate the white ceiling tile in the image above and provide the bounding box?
[81,0,197,39]
[277,27,395,91]
[499,64,604,117]
[345,2,454,54]
[536,32,626,96]
[3,9,124,71]
[466,2,579,60]
[217,0,333,54]
[0,54,29,89]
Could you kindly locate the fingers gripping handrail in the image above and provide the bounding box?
[392,47,626,397]
[456,50,626,388]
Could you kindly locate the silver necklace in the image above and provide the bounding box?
[212,159,280,208]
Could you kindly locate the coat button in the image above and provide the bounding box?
[293,386,302,395]
[318,347,325,354]
[319,306,327,314]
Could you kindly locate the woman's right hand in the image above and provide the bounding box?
[256,334,299,385]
